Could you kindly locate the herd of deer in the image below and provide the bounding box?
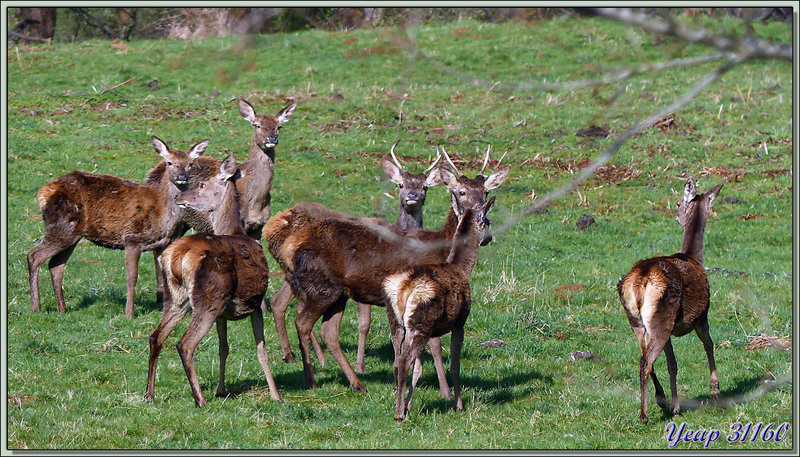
[27,98,725,423]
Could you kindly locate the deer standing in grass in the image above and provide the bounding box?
[386,199,492,421]
[28,136,208,317]
[263,148,508,394]
[145,154,282,407]
[617,177,724,423]
[268,141,447,393]
[146,98,295,304]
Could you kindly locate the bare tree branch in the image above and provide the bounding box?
[590,8,793,61]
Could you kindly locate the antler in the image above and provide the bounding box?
[479,144,491,176]
[423,148,442,173]
[440,146,461,176]
[389,140,403,169]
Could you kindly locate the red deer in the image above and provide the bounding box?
[28,136,209,317]
[263,148,509,394]
[146,98,295,304]
[268,141,446,389]
[145,154,282,407]
[386,201,492,421]
[617,177,724,423]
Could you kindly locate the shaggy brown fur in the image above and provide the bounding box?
[145,154,281,407]
[27,136,208,317]
[617,177,724,423]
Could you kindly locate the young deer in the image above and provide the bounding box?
[263,149,508,394]
[268,141,445,378]
[145,154,282,407]
[617,177,724,423]
[145,99,295,305]
[386,199,493,421]
[28,136,208,318]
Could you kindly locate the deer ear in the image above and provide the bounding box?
[381,158,404,185]
[439,168,460,190]
[484,166,510,191]
[277,102,296,124]
[706,179,725,207]
[189,139,210,159]
[683,177,697,203]
[218,153,238,180]
[424,168,443,188]
[152,136,170,159]
[238,98,256,123]
[450,191,463,217]
[483,195,496,218]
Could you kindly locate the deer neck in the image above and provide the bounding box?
[680,210,707,266]
[211,182,246,236]
[446,209,480,276]
[159,172,184,227]
[243,143,275,212]
[396,208,423,231]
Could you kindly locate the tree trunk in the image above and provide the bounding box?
[17,8,56,39]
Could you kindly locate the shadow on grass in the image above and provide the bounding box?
[73,287,163,315]
[652,373,784,423]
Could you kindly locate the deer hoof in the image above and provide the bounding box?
[640,412,649,424]
[283,353,296,364]
[352,383,367,394]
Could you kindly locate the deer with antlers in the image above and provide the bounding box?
[617,177,724,423]
[263,146,509,394]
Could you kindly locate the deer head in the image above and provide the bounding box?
[439,145,509,246]
[176,153,239,213]
[238,98,296,151]
[152,135,209,190]
[381,140,443,222]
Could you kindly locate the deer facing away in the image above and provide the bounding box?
[263,149,509,394]
[28,136,208,318]
[145,153,282,407]
[617,177,724,423]
[386,198,493,421]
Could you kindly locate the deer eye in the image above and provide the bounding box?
[253,124,261,129]
[167,161,173,166]
[459,190,466,196]
[200,183,206,189]
[398,183,404,189]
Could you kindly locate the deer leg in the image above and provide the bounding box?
[295,296,324,390]
[639,330,671,424]
[355,301,372,374]
[663,337,681,417]
[450,324,465,413]
[250,306,282,402]
[28,239,73,313]
[319,296,366,393]
[695,317,719,399]
[123,246,143,318]
[269,281,298,363]
[145,299,189,402]
[402,330,431,418]
[176,308,219,407]
[311,327,327,368]
[45,242,78,314]
[215,318,229,398]
[428,337,452,400]
[153,249,165,306]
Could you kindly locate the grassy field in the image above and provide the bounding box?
[5,14,794,451]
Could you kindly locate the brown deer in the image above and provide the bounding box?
[386,200,493,421]
[146,98,296,304]
[28,136,209,318]
[268,141,445,382]
[145,153,282,407]
[617,177,724,423]
[263,149,509,394]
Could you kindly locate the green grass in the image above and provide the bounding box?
[5,15,793,450]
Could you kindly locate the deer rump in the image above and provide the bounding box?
[162,233,270,319]
[618,253,710,337]
[268,204,454,308]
